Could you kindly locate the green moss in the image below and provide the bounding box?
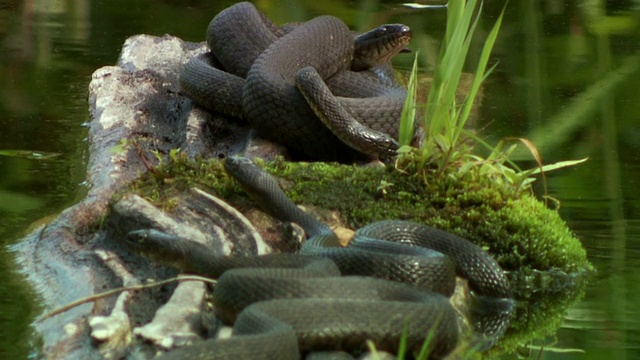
[127,155,591,277]
[266,159,590,275]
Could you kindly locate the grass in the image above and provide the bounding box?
[396,0,586,198]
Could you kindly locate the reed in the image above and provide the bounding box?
[396,0,585,197]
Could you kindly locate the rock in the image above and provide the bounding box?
[89,292,133,359]
[132,281,207,350]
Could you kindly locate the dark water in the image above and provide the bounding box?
[0,0,638,358]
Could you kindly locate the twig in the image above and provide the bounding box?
[37,275,216,322]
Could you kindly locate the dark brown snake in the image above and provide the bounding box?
[179,2,411,161]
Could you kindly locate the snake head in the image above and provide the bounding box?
[125,229,178,256]
[371,134,400,160]
[352,24,412,71]
[223,155,257,175]
[125,229,205,271]
[125,229,152,246]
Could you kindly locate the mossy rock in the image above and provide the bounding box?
[129,155,592,278]
[124,155,592,356]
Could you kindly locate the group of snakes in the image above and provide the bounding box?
[124,2,515,359]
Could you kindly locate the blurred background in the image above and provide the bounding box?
[0,0,638,358]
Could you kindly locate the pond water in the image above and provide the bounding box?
[0,0,638,359]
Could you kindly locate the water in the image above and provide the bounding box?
[0,0,638,358]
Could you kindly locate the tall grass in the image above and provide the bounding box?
[396,0,586,196]
[397,0,504,174]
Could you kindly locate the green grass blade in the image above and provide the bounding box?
[528,158,590,175]
[424,0,479,139]
[399,52,420,146]
[415,317,440,360]
[445,0,464,45]
[442,6,481,145]
[395,1,581,194]
[457,3,507,138]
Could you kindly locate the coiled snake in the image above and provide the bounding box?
[179,2,411,161]
[125,157,513,359]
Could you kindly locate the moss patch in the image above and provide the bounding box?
[123,155,592,355]
[127,156,591,276]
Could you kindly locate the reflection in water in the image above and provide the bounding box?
[0,1,94,359]
[468,296,514,352]
[0,0,638,358]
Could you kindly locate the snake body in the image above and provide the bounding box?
[125,157,513,358]
[179,2,410,161]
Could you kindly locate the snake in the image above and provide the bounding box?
[179,2,411,161]
[125,156,514,359]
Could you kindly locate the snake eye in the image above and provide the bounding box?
[377,26,388,36]
[126,230,149,244]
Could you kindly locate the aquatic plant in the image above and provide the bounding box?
[396,0,586,199]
